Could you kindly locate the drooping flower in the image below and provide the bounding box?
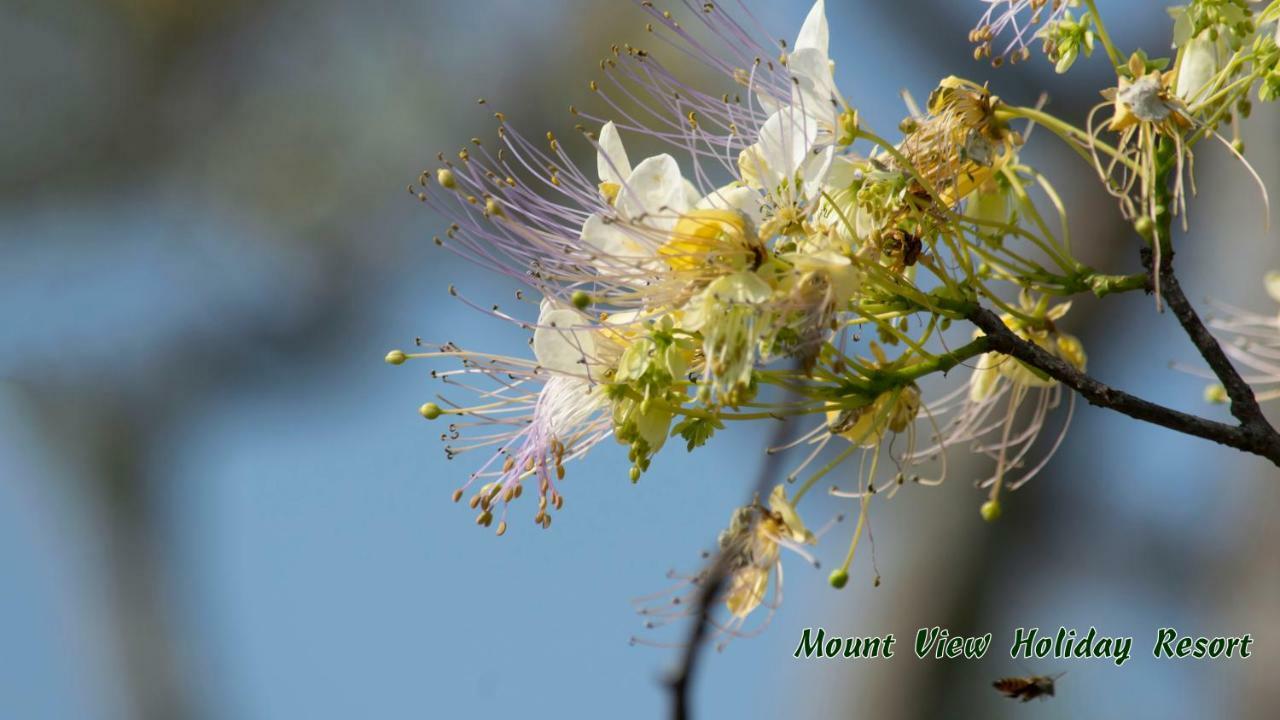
[927,294,1084,514]
[632,484,821,647]
[897,76,1022,209]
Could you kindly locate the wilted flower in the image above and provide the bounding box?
[633,485,822,647]
[928,294,1085,513]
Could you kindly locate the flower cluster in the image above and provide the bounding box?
[389,0,1280,641]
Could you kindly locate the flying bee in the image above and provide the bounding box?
[992,672,1064,702]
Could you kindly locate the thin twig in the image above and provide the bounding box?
[667,414,795,720]
[1146,247,1273,430]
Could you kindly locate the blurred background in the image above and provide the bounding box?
[2,1,1278,718]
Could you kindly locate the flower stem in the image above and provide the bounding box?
[1083,0,1124,69]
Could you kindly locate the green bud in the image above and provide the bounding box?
[436,168,457,189]
[980,499,1002,523]
[629,466,641,483]
[571,290,592,310]
[1204,383,1229,405]
[828,569,849,589]
[1134,216,1154,239]
[385,349,408,365]
[837,109,860,146]
[419,402,443,420]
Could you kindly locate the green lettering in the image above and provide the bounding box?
[794,627,824,658]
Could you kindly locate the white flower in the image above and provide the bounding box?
[533,300,599,376]
[1176,35,1218,104]
[596,120,632,189]
[683,271,777,403]
[759,1,843,137]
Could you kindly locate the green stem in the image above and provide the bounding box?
[870,337,992,391]
[1083,271,1148,297]
[1083,0,1124,69]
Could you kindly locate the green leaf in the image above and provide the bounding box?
[670,416,724,452]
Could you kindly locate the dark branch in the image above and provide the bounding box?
[1146,248,1273,430]
[667,415,794,720]
[967,305,1280,465]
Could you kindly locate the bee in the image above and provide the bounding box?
[881,229,924,267]
[992,672,1064,702]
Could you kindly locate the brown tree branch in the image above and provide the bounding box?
[1146,247,1273,430]
[667,414,794,720]
[967,305,1280,465]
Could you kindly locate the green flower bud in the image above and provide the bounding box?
[1204,383,1229,405]
[980,499,1002,523]
[828,569,849,589]
[1134,216,1154,238]
[571,290,592,310]
[419,402,443,420]
[385,349,408,365]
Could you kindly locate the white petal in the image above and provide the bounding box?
[800,145,835,205]
[794,0,828,57]
[824,154,859,189]
[787,47,839,129]
[695,184,765,228]
[596,121,632,185]
[616,154,690,231]
[580,213,640,258]
[758,107,818,183]
[680,178,703,209]
[711,271,773,304]
[604,308,643,326]
[787,249,849,272]
[968,352,1000,402]
[1176,36,1217,103]
[534,306,597,375]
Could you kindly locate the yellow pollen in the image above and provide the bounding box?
[660,209,753,271]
